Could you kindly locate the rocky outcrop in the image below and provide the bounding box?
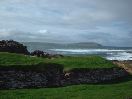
[30,50,63,58]
[0,40,29,54]
[0,40,63,58]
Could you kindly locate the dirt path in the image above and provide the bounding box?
[113,61,132,75]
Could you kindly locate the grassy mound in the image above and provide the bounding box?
[0,52,115,69]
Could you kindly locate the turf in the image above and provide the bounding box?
[0,52,44,65]
[0,52,115,69]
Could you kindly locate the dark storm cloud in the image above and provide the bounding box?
[0,0,132,46]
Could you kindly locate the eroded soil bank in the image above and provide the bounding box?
[112,60,132,74]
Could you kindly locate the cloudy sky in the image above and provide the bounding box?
[0,0,132,46]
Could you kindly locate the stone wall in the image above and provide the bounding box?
[0,63,64,89]
[0,64,130,89]
[63,68,129,85]
[0,70,47,89]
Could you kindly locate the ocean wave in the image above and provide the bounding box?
[50,49,132,53]
[50,49,132,61]
[106,52,132,61]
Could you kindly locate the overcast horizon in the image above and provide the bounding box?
[0,0,132,47]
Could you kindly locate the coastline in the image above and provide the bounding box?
[0,40,132,98]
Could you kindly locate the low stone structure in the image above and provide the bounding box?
[0,63,64,89]
[0,70,47,89]
[63,67,129,85]
[0,40,29,54]
[0,64,129,89]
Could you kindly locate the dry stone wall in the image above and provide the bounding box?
[0,64,129,89]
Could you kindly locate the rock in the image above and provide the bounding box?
[0,40,29,54]
[30,50,63,58]
[30,50,50,58]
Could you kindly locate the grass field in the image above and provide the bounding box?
[0,52,132,99]
[0,52,114,69]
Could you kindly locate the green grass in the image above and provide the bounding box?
[44,56,115,70]
[0,52,44,65]
[0,80,132,99]
[0,52,114,69]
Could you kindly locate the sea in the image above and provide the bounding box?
[23,43,132,61]
[50,49,132,61]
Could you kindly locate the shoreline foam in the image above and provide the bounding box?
[50,49,132,61]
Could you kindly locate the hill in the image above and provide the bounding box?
[67,42,102,48]
[22,42,102,51]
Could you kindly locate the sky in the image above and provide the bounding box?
[0,0,132,46]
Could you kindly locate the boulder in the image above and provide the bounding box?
[30,50,63,58]
[30,50,50,58]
